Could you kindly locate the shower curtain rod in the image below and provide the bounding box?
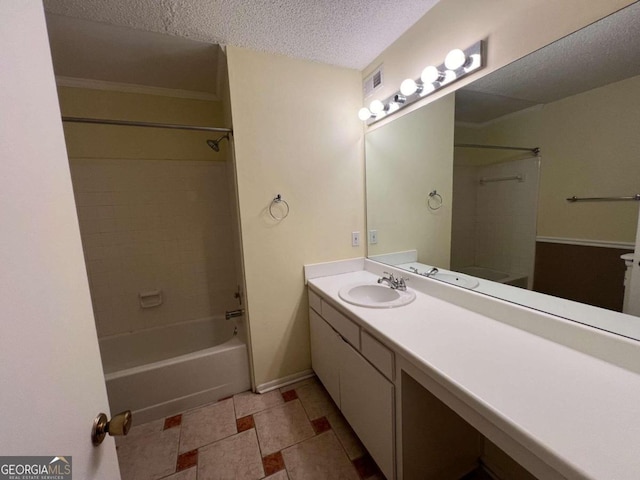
[455,143,540,155]
[61,116,232,134]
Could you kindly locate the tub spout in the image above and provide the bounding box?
[225,309,245,320]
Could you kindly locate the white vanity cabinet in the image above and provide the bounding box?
[308,288,395,479]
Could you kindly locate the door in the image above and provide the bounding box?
[0,2,121,478]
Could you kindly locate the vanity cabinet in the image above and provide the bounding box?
[309,288,395,479]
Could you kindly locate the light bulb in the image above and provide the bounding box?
[464,53,481,72]
[369,99,385,114]
[358,107,372,121]
[421,66,441,84]
[441,70,457,85]
[400,79,418,96]
[419,83,435,97]
[445,49,466,70]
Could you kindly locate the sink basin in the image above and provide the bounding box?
[339,283,416,308]
[431,272,479,289]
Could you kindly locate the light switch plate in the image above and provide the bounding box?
[368,230,378,244]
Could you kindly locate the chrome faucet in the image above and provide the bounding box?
[423,267,439,277]
[377,272,408,291]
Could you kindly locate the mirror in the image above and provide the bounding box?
[365,3,640,340]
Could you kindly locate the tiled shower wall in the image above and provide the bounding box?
[452,158,540,282]
[70,158,238,338]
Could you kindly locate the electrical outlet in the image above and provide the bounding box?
[351,231,360,247]
[368,230,378,245]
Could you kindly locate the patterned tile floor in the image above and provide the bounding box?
[116,376,385,480]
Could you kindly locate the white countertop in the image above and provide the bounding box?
[308,267,640,479]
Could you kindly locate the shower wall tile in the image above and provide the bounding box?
[70,159,239,338]
[474,158,539,278]
[452,158,539,283]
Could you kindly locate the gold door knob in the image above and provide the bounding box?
[91,410,132,446]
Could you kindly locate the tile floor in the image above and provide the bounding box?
[116,376,385,480]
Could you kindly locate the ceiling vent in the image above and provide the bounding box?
[363,65,384,98]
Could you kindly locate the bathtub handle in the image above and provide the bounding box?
[225,309,245,320]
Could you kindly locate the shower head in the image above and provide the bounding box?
[206,134,230,152]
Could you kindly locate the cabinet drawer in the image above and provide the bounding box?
[308,289,322,314]
[321,300,360,349]
[361,330,394,381]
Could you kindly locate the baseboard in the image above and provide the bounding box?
[255,369,315,394]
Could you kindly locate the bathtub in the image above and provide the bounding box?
[456,266,528,288]
[99,316,251,424]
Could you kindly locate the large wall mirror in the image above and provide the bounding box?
[366,3,640,341]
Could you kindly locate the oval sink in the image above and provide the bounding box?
[431,272,479,289]
[339,283,416,308]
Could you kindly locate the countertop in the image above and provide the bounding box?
[308,268,640,479]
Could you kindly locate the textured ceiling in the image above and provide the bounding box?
[43,0,441,70]
[456,3,640,124]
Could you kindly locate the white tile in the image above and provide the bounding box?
[253,400,314,456]
[198,429,264,480]
[234,390,284,418]
[281,431,359,480]
[179,398,236,453]
[116,424,180,480]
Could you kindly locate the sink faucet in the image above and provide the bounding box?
[377,272,408,291]
[423,267,439,278]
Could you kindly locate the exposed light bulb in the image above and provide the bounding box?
[400,78,418,96]
[358,107,372,121]
[464,53,481,72]
[419,83,436,97]
[369,99,385,114]
[441,70,457,85]
[445,49,467,70]
[421,66,441,84]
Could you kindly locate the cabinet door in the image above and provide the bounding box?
[340,340,394,480]
[309,308,341,406]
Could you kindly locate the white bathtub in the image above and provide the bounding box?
[99,316,251,424]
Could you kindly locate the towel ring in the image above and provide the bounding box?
[427,190,443,210]
[269,194,290,220]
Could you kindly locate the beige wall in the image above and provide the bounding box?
[456,75,640,243]
[59,87,239,338]
[362,0,633,130]
[58,87,226,160]
[366,94,454,267]
[227,46,364,387]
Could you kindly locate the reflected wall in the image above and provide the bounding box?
[366,94,455,268]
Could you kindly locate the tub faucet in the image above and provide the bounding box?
[423,267,439,278]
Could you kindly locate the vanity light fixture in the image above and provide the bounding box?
[359,41,484,125]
